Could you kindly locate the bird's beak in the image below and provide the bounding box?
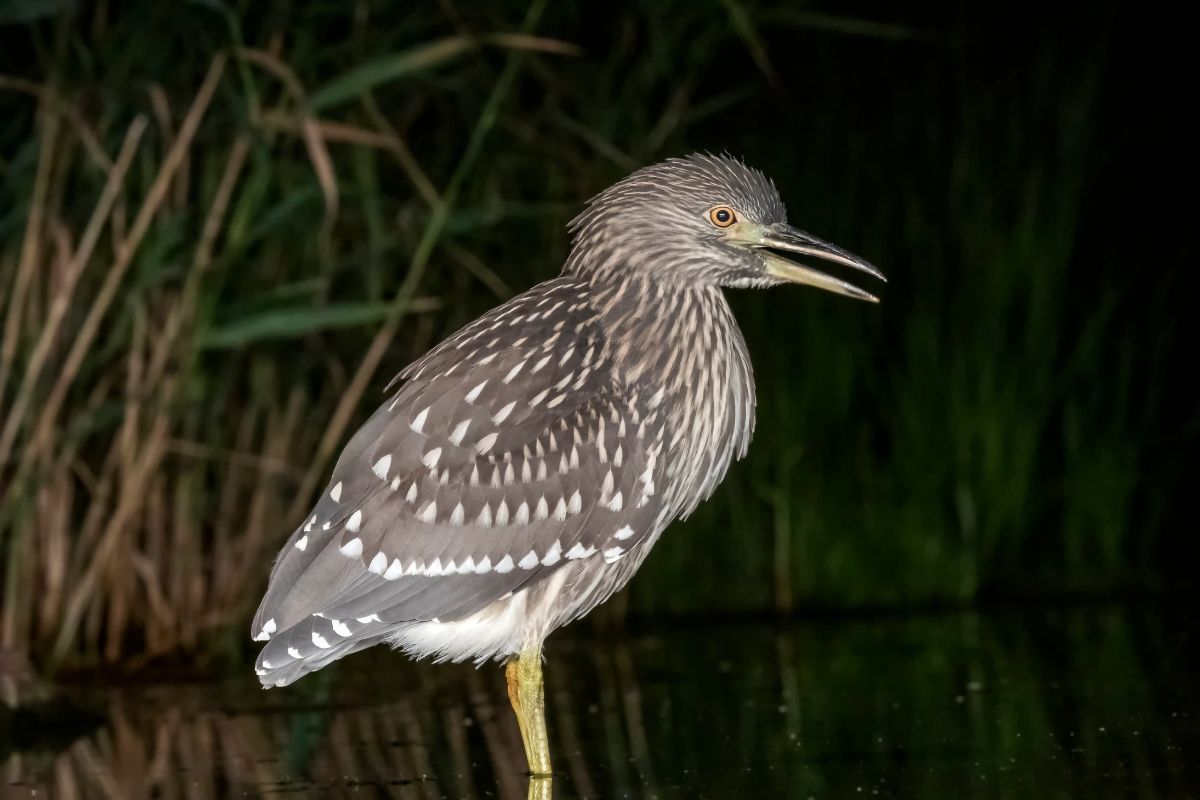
[747,223,886,302]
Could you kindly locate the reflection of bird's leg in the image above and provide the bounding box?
[506,643,551,776]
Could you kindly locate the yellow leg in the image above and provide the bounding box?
[527,776,553,800]
[505,643,552,776]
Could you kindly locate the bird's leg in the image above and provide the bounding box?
[527,776,553,800]
[505,643,552,776]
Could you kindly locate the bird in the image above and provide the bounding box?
[250,153,884,776]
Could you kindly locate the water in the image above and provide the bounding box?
[4,605,1196,798]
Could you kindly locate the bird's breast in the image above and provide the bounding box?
[600,281,756,519]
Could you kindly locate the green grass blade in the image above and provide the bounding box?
[308,38,474,112]
[201,299,441,349]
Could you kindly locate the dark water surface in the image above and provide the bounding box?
[5,605,1196,798]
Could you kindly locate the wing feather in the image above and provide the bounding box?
[252,277,669,681]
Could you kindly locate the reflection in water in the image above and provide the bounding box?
[3,605,1196,798]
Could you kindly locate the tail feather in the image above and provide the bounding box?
[254,614,388,688]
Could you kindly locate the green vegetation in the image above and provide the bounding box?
[0,2,1182,669]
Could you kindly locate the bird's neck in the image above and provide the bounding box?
[586,273,757,516]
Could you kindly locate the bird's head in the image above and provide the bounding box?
[566,153,884,301]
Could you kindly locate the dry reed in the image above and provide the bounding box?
[0,2,557,674]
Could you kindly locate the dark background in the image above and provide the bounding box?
[0,0,1194,669]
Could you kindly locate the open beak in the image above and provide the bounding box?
[750,224,885,302]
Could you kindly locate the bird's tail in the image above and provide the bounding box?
[254,615,386,688]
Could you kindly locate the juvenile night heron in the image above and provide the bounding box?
[251,154,883,775]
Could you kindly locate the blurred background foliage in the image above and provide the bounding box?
[0,0,1191,670]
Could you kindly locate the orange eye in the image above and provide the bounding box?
[708,206,737,227]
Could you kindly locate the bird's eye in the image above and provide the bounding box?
[708,206,737,228]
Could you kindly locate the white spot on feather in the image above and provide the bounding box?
[373,454,392,479]
[476,432,498,455]
[494,554,515,573]
[449,419,471,446]
[542,539,562,566]
[347,509,363,533]
[518,550,539,570]
[410,406,429,433]
[331,619,352,637]
[312,631,332,649]
[493,401,517,425]
[614,525,635,540]
[368,551,388,574]
[418,501,437,524]
[294,535,308,551]
[566,542,595,560]
[422,447,442,469]
[340,537,363,557]
[330,482,342,502]
[503,360,527,383]
[465,380,488,403]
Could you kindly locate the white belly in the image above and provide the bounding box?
[386,569,571,664]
